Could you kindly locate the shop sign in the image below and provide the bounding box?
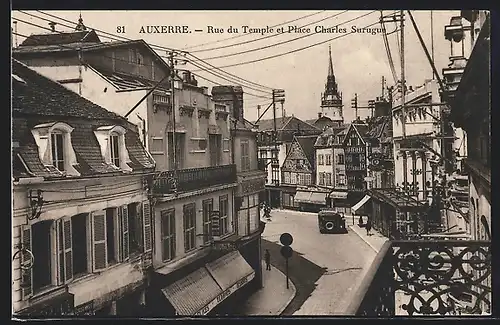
[194,272,255,315]
[241,178,266,195]
[211,241,238,251]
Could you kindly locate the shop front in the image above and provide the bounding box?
[327,190,350,214]
[368,188,427,239]
[148,248,257,317]
[294,189,328,212]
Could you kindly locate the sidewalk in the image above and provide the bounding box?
[236,261,297,315]
[348,221,388,253]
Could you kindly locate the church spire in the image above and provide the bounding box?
[75,12,87,31]
[328,45,334,77]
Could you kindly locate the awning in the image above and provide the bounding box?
[328,191,348,199]
[368,188,426,212]
[294,190,312,203]
[294,190,326,205]
[205,251,254,291]
[161,251,255,316]
[351,195,371,214]
[309,192,327,205]
[162,267,223,316]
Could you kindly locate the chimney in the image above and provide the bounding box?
[318,112,323,118]
[49,22,57,32]
[182,71,190,83]
[191,75,198,86]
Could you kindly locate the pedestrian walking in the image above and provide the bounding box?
[264,249,271,271]
[366,217,372,236]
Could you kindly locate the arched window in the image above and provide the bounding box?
[94,125,132,172]
[480,215,490,240]
[31,121,80,176]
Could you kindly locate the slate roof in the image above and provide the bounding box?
[211,85,244,94]
[295,135,319,167]
[306,115,338,131]
[314,125,348,147]
[19,30,101,47]
[12,59,155,179]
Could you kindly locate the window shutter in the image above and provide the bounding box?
[142,201,152,253]
[20,225,33,299]
[62,218,73,282]
[136,203,144,252]
[121,205,129,261]
[92,212,107,272]
[56,220,65,285]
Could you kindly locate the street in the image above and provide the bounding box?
[262,209,377,315]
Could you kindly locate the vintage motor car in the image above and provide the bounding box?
[318,209,347,234]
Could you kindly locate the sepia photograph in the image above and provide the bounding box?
[11,9,491,318]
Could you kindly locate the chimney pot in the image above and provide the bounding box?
[318,112,322,118]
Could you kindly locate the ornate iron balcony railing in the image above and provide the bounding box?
[154,164,237,194]
[346,240,491,316]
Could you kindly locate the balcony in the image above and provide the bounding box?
[346,165,366,171]
[347,240,491,316]
[154,164,237,195]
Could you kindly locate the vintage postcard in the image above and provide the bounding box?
[11,9,491,318]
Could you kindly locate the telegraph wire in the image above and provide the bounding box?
[193,10,367,62]
[10,23,270,100]
[190,10,349,54]
[190,11,398,72]
[182,10,327,50]
[25,10,274,92]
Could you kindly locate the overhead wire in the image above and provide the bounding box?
[29,10,274,92]
[190,10,398,72]
[190,10,349,54]
[182,10,327,50]
[193,10,358,62]
[11,20,271,100]
[380,11,399,84]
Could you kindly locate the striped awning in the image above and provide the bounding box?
[161,267,222,316]
[351,195,371,214]
[294,191,326,205]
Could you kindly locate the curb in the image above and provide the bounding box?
[348,225,385,253]
[268,263,297,315]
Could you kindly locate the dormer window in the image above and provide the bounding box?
[31,122,80,176]
[94,125,132,172]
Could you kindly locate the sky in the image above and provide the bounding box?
[11,10,460,123]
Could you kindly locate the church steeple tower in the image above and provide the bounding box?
[320,45,343,122]
[75,13,87,31]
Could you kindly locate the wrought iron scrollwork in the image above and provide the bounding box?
[12,244,35,270]
[393,241,491,316]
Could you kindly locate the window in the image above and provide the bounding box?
[325,173,332,186]
[150,137,164,154]
[183,203,196,252]
[106,209,117,265]
[110,133,120,167]
[153,93,169,104]
[202,199,213,244]
[283,171,291,184]
[168,133,185,169]
[72,214,88,278]
[318,154,324,165]
[337,135,343,144]
[319,172,325,185]
[219,195,229,236]
[338,174,346,186]
[31,221,53,293]
[241,140,250,171]
[51,132,65,171]
[326,154,332,165]
[223,139,230,152]
[350,136,358,146]
[337,154,345,164]
[94,125,131,172]
[32,122,79,176]
[127,203,142,254]
[161,209,176,262]
[209,134,222,166]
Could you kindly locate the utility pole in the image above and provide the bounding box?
[351,93,358,120]
[431,10,435,80]
[167,51,177,173]
[271,89,285,186]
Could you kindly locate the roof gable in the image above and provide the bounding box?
[342,123,367,146]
